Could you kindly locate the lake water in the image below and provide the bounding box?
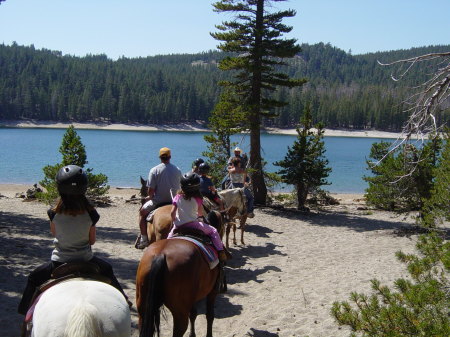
[0,127,393,193]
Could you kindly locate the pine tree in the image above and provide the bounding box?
[421,128,450,228]
[37,125,109,203]
[203,88,246,185]
[364,136,441,212]
[211,0,307,204]
[274,104,331,210]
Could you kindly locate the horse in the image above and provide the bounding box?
[218,188,248,248]
[27,279,131,337]
[139,178,248,247]
[135,211,225,337]
[139,178,248,248]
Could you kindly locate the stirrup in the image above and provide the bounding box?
[134,235,149,249]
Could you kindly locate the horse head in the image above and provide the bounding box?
[206,209,229,239]
[139,176,147,205]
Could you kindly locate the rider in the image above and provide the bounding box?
[198,162,224,211]
[228,157,255,218]
[222,147,248,189]
[192,157,204,174]
[136,147,182,249]
[168,172,228,262]
[18,165,130,315]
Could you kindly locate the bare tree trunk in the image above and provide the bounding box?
[296,183,308,210]
[248,0,267,205]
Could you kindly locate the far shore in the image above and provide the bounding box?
[0,119,403,139]
[0,183,363,199]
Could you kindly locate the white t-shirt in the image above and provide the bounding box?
[172,194,202,227]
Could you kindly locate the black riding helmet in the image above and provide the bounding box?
[56,165,88,195]
[198,162,210,175]
[180,171,200,192]
[193,158,204,167]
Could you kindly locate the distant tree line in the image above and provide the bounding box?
[0,42,448,130]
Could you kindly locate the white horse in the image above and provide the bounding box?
[30,279,131,337]
[218,188,248,247]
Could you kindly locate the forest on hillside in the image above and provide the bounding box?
[0,42,449,131]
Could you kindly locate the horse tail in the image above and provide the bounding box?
[63,300,102,337]
[140,254,166,337]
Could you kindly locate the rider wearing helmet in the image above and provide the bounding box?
[192,157,204,174]
[199,163,224,210]
[18,165,131,315]
[169,172,228,261]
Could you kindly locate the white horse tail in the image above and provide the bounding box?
[63,300,103,337]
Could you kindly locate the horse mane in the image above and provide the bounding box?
[63,301,102,337]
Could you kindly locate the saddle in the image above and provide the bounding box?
[172,227,213,246]
[171,228,219,269]
[146,201,172,222]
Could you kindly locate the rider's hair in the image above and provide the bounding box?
[231,157,242,167]
[177,188,202,201]
[53,194,95,216]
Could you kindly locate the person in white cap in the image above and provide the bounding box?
[222,146,248,189]
[227,147,247,168]
[136,147,182,249]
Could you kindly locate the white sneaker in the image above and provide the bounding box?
[135,236,149,249]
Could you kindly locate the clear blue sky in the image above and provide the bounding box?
[0,0,449,60]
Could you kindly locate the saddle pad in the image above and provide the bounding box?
[171,236,219,269]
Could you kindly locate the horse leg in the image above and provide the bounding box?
[205,292,217,337]
[232,222,237,246]
[240,216,247,245]
[225,222,231,248]
[188,306,197,337]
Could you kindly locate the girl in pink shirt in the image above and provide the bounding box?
[168,172,227,261]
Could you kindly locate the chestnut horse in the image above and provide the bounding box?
[139,178,247,247]
[135,211,225,337]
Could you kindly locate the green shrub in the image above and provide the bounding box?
[37,125,109,203]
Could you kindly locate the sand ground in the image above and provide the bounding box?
[0,184,437,337]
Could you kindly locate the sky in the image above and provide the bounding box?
[0,0,449,60]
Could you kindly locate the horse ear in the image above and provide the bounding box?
[140,176,146,185]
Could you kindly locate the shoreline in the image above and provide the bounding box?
[0,119,402,139]
[0,183,363,200]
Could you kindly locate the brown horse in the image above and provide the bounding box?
[140,178,248,248]
[135,211,225,337]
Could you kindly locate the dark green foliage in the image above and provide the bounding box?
[37,125,109,203]
[332,233,450,337]
[0,43,448,130]
[202,89,245,185]
[211,0,307,204]
[364,136,441,212]
[274,104,331,209]
[421,129,450,228]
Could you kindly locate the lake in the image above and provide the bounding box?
[0,127,393,193]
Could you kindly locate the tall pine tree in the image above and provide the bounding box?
[211,0,306,204]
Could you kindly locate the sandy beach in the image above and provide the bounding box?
[0,183,436,337]
[0,119,403,139]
